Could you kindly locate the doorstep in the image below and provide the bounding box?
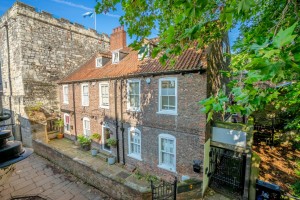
[32,138,151,200]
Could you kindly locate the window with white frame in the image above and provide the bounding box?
[127,80,140,111]
[63,85,69,104]
[96,57,103,68]
[158,134,176,172]
[158,78,177,114]
[138,44,151,60]
[99,82,109,108]
[81,83,89,106]
[83,117,90,136]
[63,113,70,132]
[128,127,141,160]
[112,51,119,64]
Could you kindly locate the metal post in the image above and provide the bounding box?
[174,177,177,200]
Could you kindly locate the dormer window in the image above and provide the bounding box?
[96,57,103,68]
[138,44,151,60]
[112,51,119,64]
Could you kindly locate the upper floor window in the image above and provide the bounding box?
[81,83,89,106]
[158,134,176,172]
[138,44,151,60]
[128,127,142,160]
[64,113,70,133]
[83,117,91,136]
[127,80,140,111]
[158,78,177,115]
[96,57,103,68]
[112,51,119,64]
[63,85,69,104]
[99,82,109,109]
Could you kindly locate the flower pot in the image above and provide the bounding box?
[107,157,115,165]
[91,149,98,156]
[57,133,64,139]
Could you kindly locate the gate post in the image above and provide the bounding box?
[173,177,177,200]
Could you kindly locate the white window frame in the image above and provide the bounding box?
[127,79,141,111]
[102,123,111,153]
[157,77,177,115]
[127,127,142,160]
[138,44,151,60]
[158,134,176,172]
[96,57,103,68]
[99,82,109,109]
[63,113,70,133]
[81,83,89,106]
[63,85,69,104]
[112,51,120,64]
[83,117,91,137]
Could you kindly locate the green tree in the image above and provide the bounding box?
[95,0,300,128]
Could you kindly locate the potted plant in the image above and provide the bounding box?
[55,118,64,139]
[91,147,98,156]
[77,135,91,151]
[107,138,117,147]
[91,133,101,142]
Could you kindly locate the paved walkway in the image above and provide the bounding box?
[0,154,112,200]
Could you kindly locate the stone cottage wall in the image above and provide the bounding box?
[0,2,109,146]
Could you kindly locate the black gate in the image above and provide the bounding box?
[209,146,246,196]
[151,177,177,200]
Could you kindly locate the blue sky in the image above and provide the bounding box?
[0,0,239,46]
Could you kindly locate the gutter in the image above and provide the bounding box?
[72,83,77,140]
[58,68,206,85]
[120,79,125,165]
[114,80,120,163]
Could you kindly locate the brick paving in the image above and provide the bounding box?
[0,154,113,200]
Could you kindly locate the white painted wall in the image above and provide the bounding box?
[212,127,246,148]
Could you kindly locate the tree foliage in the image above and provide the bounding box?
[95,0,300,129]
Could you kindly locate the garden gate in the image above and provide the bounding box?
[209,146,247,196]
[151,177,177,200]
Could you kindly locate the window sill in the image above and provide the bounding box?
[127,154,142,161]
[126,108,141,112]
[63,102,69,105]
[157,164,176,173]
[82,105,89,107]
[100,106,109,109]
[156,111,178,116]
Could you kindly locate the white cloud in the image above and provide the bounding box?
[51,0,120,18]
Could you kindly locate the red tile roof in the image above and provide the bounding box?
[59,48,206,83]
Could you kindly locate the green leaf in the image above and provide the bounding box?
[273,22,298,48]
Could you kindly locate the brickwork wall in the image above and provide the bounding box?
[60,72,207,181]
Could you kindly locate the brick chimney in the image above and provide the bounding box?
[110,26,126,51]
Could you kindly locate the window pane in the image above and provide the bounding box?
[162,96,169,110]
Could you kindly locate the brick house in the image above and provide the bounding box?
[58,26,229,182]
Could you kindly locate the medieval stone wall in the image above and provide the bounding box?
[0,2,109,145]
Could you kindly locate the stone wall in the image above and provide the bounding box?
[60,72,207,181]
[0,2,109,146]
[32,140,152,200]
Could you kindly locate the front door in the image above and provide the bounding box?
[102,126,111,152]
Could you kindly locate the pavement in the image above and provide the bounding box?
[0,153,113,200]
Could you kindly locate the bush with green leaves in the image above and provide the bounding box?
[106,138,117,147]
[77,135,91,146]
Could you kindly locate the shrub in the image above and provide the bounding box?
[107,138,117,147]
[77,135,91,146]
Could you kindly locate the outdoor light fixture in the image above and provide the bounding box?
[145,78,151,84]
[193,160,202,173]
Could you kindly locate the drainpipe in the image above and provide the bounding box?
[4,22,14,135]
[120,80,125,165]
[114,80,120,163]
[72,83,77,140]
